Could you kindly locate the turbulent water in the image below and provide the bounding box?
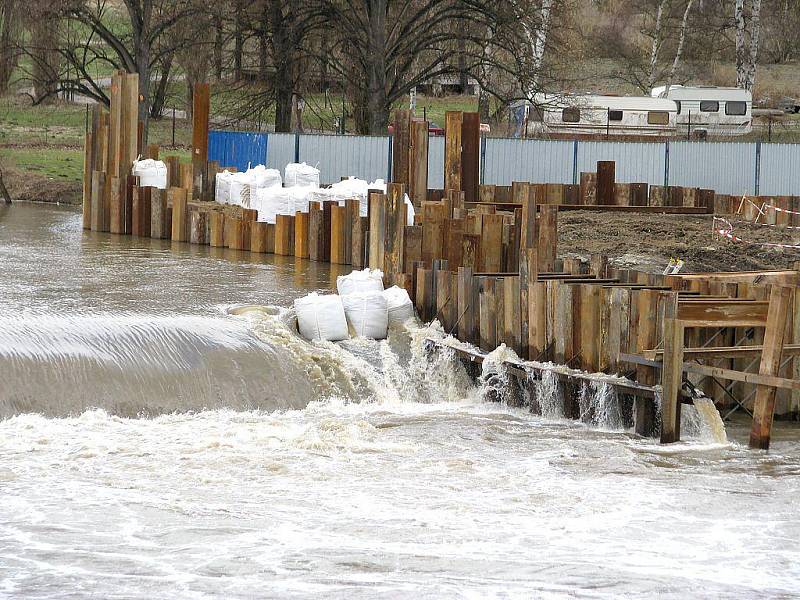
[2,204,800,599]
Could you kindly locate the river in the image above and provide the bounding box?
[1,203,799,599]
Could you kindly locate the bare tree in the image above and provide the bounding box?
[735,0,761,90]
[0,0,20,94]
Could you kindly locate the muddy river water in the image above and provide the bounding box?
[1,204,799,599]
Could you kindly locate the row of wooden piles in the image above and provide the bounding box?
[80,86,799,448]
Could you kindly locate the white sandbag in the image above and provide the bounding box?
[383,286,415,325]
[337,268,384,296]
[404,193,415,226]
[253,187,290,223]
[228,172,253,207]
[288,186,317,214]
[294,293,349,342]
[246,165,282,189]
[215,170,234,204]
[132,158,168,189]
[341,292,389,339]
[285,162,320,188]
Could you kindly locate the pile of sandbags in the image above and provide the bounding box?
[341,292,389,339]
[132,159,168,189]
[285,163,320,188]
[383,286,415,325]
[252,185,318,224]
[215,165,282,207]
[337,268,385,296]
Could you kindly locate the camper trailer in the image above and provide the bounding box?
[651,85,752,136]
[530,94,678,138]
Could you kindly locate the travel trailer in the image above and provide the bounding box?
[651,85,752,136]
[529,94,678,138]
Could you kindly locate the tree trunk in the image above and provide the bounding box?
[364,0,388,134]
[648,0,668,91]
[149,55,172,119]
[233,0,243,81]
[735,0,747,88]
[29,17,60,104]
[0,0,19,95]
[747,0,762,91]
[258,4,268,80]
[270,0,294,132]
[213,13,223,80]
[0,163,12,204]
[666,0,694,90]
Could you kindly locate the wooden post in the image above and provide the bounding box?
[384,183,406,281]
[479,277,497,351]
[90,171,106,232]
[634,289,659,436]
[749,286,792,449]
[308,202,324,261]
[251,221,268,253]
[580,172,597,205]
[660,293,683,444]
[275,214,294,256]
[190,211,208,245]
[529,280,547,360]
[82,132,94,229]
[538,205,558,272]
[209,212,225,247]
[422,202,445,267]
[409,120,429,209]
[392,109,412,188]
[294,211,309,258]
[132,186,151,237]
[436,270,454,331]
[461,112,480,203]
[191,83,210,199]
[404,225,423,272]
[458,267,474,343]
[505,276,521,354]
[596,161,615,205]
[330,205,347,263]
[349,200,366,268]
[368,192,386,269]
[444,111,462,193]
[480,214,503,272]
[170,187,188,242]
[109,177,124,234]
[150,188,169,239]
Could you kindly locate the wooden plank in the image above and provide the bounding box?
[580,172,597,205]
[295,211,310,258]
[461,112,480,203]
[630,183,648,206]
[613,182,631,206]
[190,210,208,245]
[479,278,497,352]
[251,221,268,253]
[457,267,474,343]
[480,184,497,203]
[209,212,225,247]
[308,201,324,262]
[403,225,423,272]
[676,300,770,327]
[330,205,347,263]
[392,109,412,188]
[132,185,151,237]
[660,293,683,443]
[444,111,462,193]
[529,280,547,360]
[495,277,506,346]
[275,214,294,256]
[109,176,124,234]
[479,213,503,272]
[384,183,406,280]
[545,183,564,205]
[150,188,169,239]
[596,161,615,205]
[461,234,480,269]
[265,223,275,253]
[537,205,558,272]
[750,286,793,449]
[422,202,445,266]
[642,344,800,360]
[553,281,573,364]
[368,192,386,269]
[170,187,189,242]
[409,120,429,209]
[90,171,106,232]
[563,184,580,205]
[82,131,94,229]
[446,218,464,269]
[123,175,136,234]
[579,284,601,372]
[436,270,454,331]
[191,82,210,198]
[415,267,434,322]
[504,276,521,354]
[350,200,366,268]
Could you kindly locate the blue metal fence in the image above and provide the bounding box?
[208,129,800,195]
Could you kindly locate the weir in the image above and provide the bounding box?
[79,73,799,449]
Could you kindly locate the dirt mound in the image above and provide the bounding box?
[559,211,800,273]
[2,166,82,205]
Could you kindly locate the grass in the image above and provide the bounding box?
[0,147,84,182]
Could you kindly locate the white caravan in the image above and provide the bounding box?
[651,85,752,136]
[529,94,678,137]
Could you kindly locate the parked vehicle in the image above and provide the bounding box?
[529,93,678,138]
[651,85,752,136]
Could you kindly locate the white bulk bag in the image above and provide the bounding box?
[294,293,349,342]
[288,186,317,214]
[383,286,415,325]
[254,187,290,223]
[337,268,384,296]
[132,159,168,189]
[341,292,389,339]
[285,162,320,188]
[404,194,415,226]
[246,165,282,189]
[215,170,234,204]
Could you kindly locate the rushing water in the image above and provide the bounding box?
[2,204,800,599]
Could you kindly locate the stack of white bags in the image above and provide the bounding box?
[216,165,282,207]
[294,269,415,342]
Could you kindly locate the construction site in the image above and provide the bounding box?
[77,72,800,451]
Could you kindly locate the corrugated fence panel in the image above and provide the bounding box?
[208,130,267,172]
[299,134,389,183]
[265,133,296,172]
[577,141,665,185]
[669,142,756,194]
[427,136,445,189]
[759,143,800,196]
[483,139,574,185]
